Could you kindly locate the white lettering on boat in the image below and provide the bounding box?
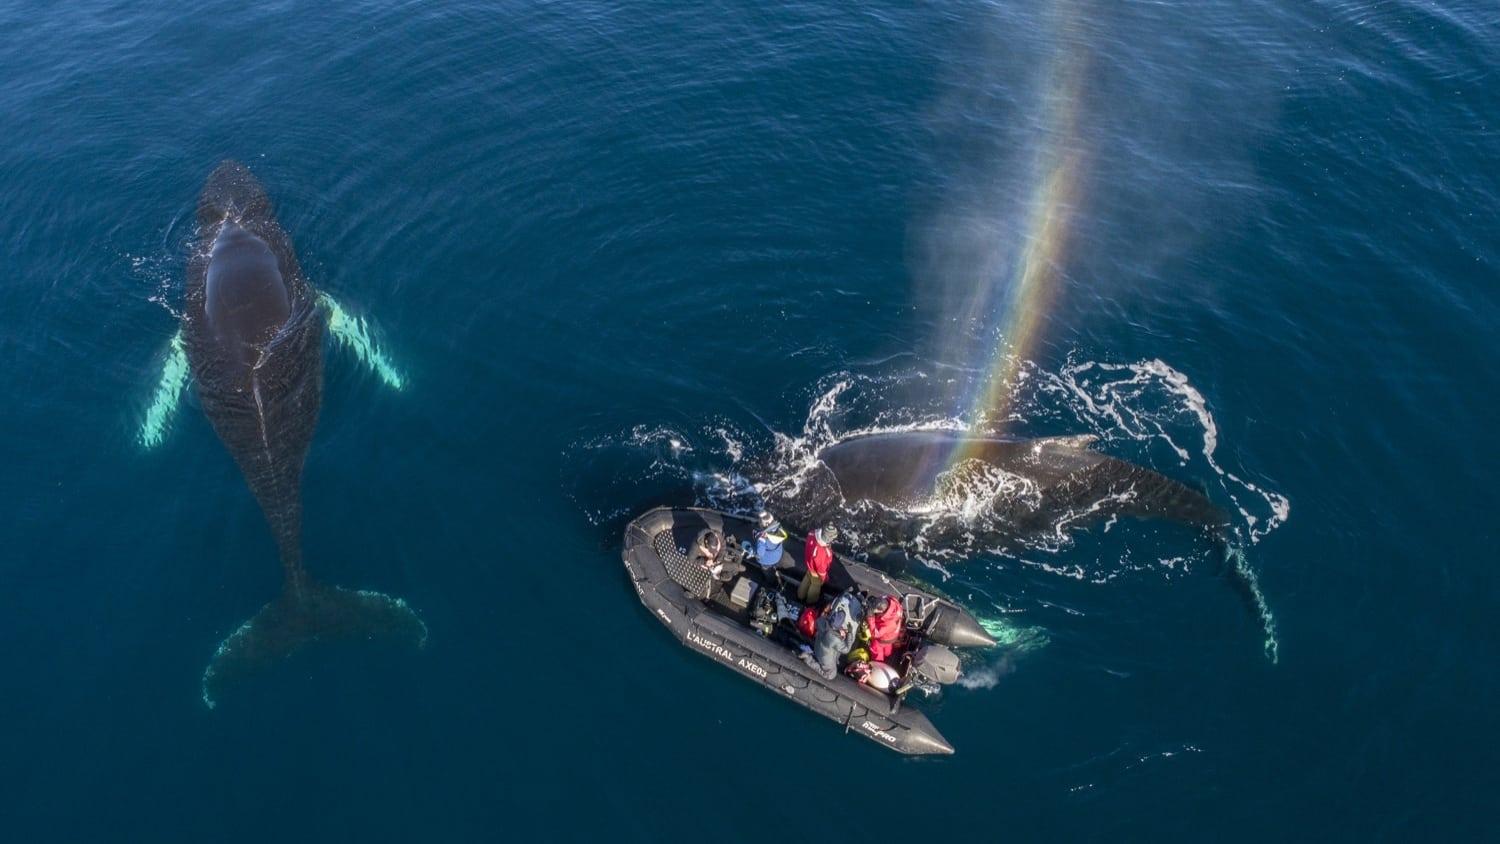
[738,657,767,678]
[687,630,734,662]
[861,722,897,744]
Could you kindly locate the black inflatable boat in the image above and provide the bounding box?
[622,507,996,755]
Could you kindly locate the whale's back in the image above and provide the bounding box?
[816,431,1225,530]
[205,221,291,364]
[183,161,324,571]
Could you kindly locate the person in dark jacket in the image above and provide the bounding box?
[797,525,837,606]
[799,591,862,680]
[691,527,742,597]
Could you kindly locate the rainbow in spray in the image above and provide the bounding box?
[949,11,1090,473]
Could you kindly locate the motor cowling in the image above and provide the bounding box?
[906,644,962,689]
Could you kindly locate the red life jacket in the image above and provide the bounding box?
[804,532,833,579]
[866,598,905,662]
[867,599,904,643]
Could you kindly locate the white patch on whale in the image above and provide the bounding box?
[139,330,189,447]
[321,293,405,390]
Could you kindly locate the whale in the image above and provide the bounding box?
[759,430,1224,542]
[760,429,1278,660]
[815,430,1224,531]
[159,161,424,706]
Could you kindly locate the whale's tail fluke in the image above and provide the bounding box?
[201,580,428,708]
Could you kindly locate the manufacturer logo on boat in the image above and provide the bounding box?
[861,722,897,744]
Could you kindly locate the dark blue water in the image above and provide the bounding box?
[3,0,1495,839]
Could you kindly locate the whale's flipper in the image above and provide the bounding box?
[201,580,427,708]
[319,294,405,390]
[1214,538,1279,664]
[139,330,189,448]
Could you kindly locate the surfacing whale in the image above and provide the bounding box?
[818,430,1224,530]
[168,161,424,706]
[764,430,1223,539]
[762,430,1278,660]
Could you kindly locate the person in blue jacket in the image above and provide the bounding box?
[749,510,788,585]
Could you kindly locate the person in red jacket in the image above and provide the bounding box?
[864,594,905,663]
[797,525,837,606]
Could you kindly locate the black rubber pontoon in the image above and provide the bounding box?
[622,506,995,755]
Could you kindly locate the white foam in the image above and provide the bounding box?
[1049,357,1290,543]
[711,427,744,462]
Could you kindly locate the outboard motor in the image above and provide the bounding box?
[901,644,962,697]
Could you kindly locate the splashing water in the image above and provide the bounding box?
[925,459,1042,523]
[1044,357,1290,543]
[590,363,1287,561]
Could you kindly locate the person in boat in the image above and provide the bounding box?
[797,525,837,606]
[863,594,905,663]
[693,527,743,588]
[749,510,788,581]
[799,590,862,680]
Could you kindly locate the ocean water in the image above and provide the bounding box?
[2,0,1496,839]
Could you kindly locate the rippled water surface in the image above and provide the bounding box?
[2,0,1495,839]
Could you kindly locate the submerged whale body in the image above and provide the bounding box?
[182,161,424,706]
